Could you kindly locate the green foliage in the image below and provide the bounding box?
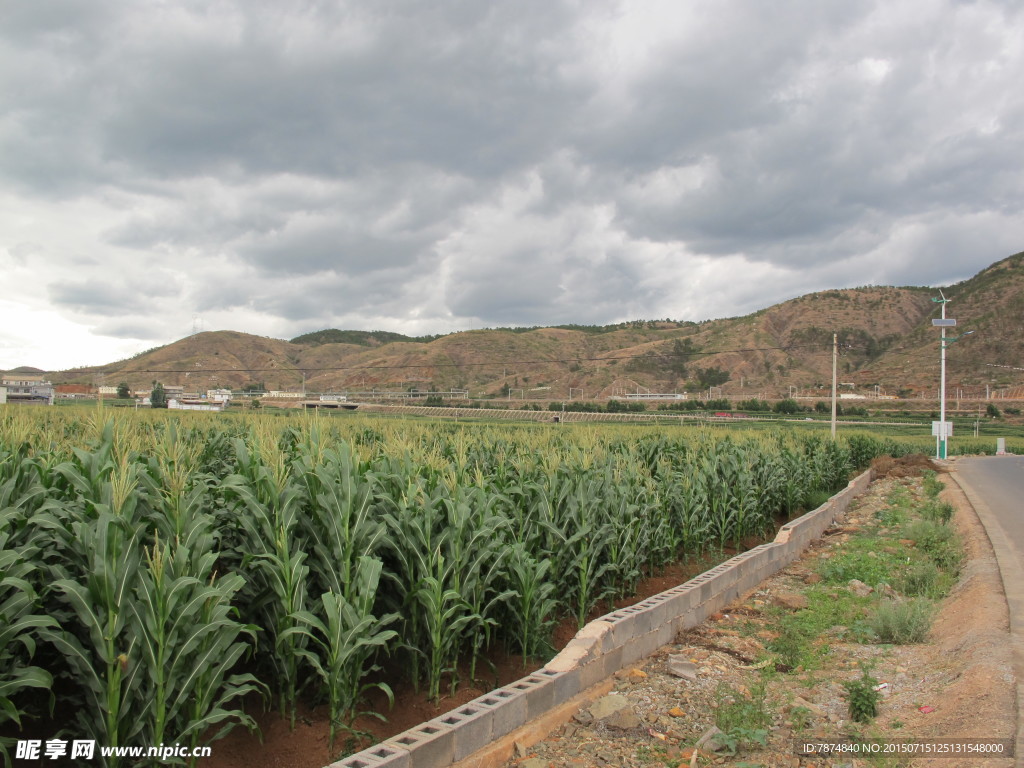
[737,399,771,412]
[843,669,881,723]
[606,399,646,412]
[289,329,440,346]
[150,381,167,409]
[921,500,954,526]
[714,681,771,754]
[868,598,934,643]
[986,403,1001,418]
[0,409,902,754]
[904,519,961,570]
[290,558,398,752]
[896,562,949,599]
[817,542,907,586]
[116,382,131,400]
[921,470,945,499]
[773,398,801,415]
[696,366,730,388]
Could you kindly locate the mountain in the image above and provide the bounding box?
[46,252,1024,400]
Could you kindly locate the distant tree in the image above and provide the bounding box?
[696,366,730,388]
[116,381,131,399]
[986,403,1001,418]
[774,398,801,415]
[150,381,168,409]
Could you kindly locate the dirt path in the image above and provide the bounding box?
[500,466,1016,768]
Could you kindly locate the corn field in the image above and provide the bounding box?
[0,408,909,764]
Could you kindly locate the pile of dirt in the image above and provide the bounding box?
[871,453,943,478]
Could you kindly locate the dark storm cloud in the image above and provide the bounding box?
[2,0,1023,365]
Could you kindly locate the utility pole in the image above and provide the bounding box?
[935,292,950,459]
[931,292,974,459]
[831,333,837,439]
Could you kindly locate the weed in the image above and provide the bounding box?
[789,705,812,731]
[714,681,771,754]
[768,619,812,670]
[875,504,907,528]
[921,500,954,525]
[818,540,907,586]
[844,668,881,723]
[904,519,961,571]
[922,470,945,498]
[868,598,934,643]
[897,562,950,599]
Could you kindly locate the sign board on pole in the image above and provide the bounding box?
[931,319,957,327]
[931,421,953,438]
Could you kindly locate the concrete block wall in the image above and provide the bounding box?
[331,469,873,768]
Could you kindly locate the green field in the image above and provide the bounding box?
[0,406,1014,763]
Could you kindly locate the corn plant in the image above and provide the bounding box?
[289,557,398,752]
[294,440,386,601]
[132,531,261,761]
[223,437,311,729]
[502,543,558,662]
[414,554,482,701]
[0,529,58,766]
[41,511,147,761]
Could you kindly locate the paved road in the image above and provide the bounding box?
[952,455,1024,760]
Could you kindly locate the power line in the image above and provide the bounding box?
[81,342,836,376]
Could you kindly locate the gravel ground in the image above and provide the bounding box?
[503,470,1015,768]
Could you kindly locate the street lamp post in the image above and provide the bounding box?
[932,291,973,459]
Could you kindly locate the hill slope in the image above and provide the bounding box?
[46,252,1024,400]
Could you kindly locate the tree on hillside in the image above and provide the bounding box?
[116,381,131,399]
[696,366,730,388]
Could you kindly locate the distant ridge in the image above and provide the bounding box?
[44,251,1024,400]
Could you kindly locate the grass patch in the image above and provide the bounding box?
[896,562,953,599]
[903,519,961,571]
[817,538,909,587]
[767,588,873,670]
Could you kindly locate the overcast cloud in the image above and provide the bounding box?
[1,0,1022,369]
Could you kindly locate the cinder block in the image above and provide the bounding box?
[607,605,654,648]
[652,618,675,647]
[602,641,624,674]
[578,657,607,689]
[328,743,410,768]
[503,674,555,720]
[621,629,664,665]
[430,702,493,762]
[634,594,671,628]
[383,722,453,768]
[661,587,695,619]
[472,686,528,739]
[536,666,581,705]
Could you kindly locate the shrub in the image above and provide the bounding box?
[897,563,945,598]
[921,501,954,526]
[774,398,801,415]
[869,598,934,643]
[922,470,945,499]
[844,669,882,723]
[905,520,961,570]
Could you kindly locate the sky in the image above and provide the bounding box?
[2,1,1022,371]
